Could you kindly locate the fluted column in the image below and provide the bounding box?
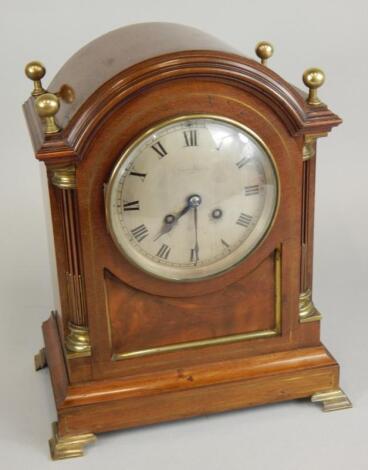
[50,166,91,355]
[299,137,322,323]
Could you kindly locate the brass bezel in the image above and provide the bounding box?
[105,114,281,283]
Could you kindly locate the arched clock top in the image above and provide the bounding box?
[23,22,341,162]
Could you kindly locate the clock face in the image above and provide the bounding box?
[105,116,278,281]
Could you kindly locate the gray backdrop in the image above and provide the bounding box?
[1,0,367,468]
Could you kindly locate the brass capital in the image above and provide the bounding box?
[302,133,328,161]
[303,136,316,161]
[50,166,76,189]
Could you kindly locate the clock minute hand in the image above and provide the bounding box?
[193,205,199,265]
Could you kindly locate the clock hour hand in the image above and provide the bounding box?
[153,203,190,241]
[153,215,176,241]
[153,194,201,241]
[176,202,192,220]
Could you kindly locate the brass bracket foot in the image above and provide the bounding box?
[49,422,96,460]
[311,388,352,412]
[34,347,47,371]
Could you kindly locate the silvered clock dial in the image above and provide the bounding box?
[106,116,278,281]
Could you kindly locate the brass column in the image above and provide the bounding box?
[299,137,322,323]
[299,69,328,322]
[51,166,91,356]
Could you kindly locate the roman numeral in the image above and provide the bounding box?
[236,156,250,169]
[123,200,140,211]
[130,171,147,180]
[221,239,230,249]
[151,141,167,158]
[245,184,260,196]
[184,130,198,147]
[236,213,253,228]
[156,244,171,259]
[131,224,149,242]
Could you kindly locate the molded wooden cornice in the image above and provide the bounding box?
[23,51,341,164]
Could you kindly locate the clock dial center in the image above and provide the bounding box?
[188,194,202,208]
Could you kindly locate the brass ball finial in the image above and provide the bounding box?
[25,61,46,96]
[34,92,60,118]
[34,93,61,134]
[303,68,325,106]
[25,61,45,81]
[255,41,274,66]
[56,84,76,104]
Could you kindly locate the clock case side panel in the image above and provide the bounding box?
[74,76,323,381]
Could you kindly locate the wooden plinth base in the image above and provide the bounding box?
[37,314,351,460]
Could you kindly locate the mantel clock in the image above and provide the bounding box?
[23,23,351,460]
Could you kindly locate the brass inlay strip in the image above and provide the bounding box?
[112,247,282,361]
[112,330,278,361]
[274,246,282,334]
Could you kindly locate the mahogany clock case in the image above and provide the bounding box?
[23,23,350,457]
